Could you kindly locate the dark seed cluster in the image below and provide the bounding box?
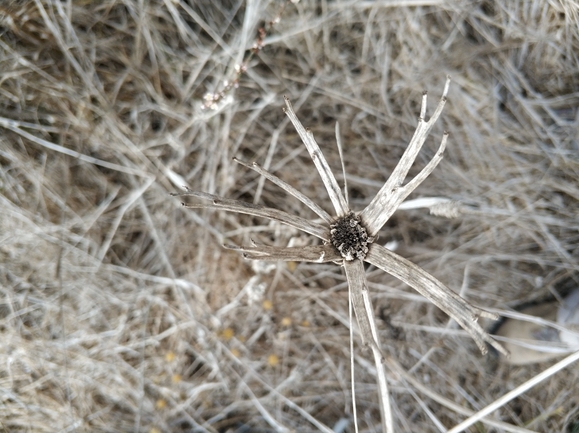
[330,212,370,261]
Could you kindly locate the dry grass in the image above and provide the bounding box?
[0,1,578,432]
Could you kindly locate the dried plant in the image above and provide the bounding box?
[2,1,578,431]
[201,0,297,111]
[173,76,509,431]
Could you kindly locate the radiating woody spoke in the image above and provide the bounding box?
[366,243,508,356]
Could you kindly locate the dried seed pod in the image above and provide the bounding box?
[330,212,370,261]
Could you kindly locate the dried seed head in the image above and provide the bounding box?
[330,212,370,261]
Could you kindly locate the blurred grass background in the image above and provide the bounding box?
[0,1,578,432]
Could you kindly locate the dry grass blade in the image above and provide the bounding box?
[233,157,333,222]
[447,350,579,433]
[0,116,150,178]
[385,356,538,433]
